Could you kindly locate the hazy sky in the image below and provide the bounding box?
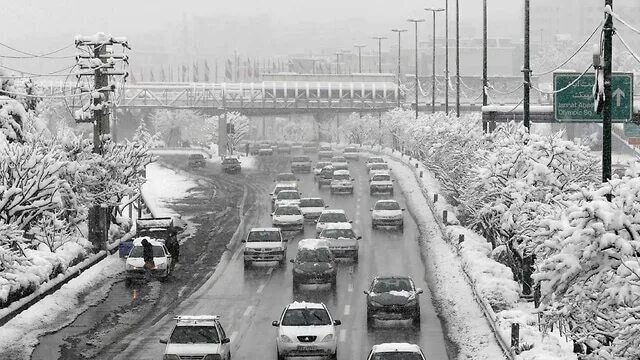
[1,0,520,54]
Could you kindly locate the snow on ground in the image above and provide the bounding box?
[142,162,198,217]
[0,163,199,359]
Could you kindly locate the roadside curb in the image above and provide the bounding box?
[356,143,515,360]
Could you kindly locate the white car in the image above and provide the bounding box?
[330,169,355,194]
[314,161,331,177]
[343,146,360,160]
[291,155,312,173]
[330,155,349,170]
[315,209,351,236]
[273,189,302,210]
[273,302,341,360]
[368,162,391,174]
[160,315,231,360]
[371,199,405,230]
[318,145,334,159]
[319,222,361,262]
[275,172,299,186]
[369,171,394,195]
[270,183,299,209]
[299,197,327,222]
[125,237,172,281]
[366,156,386,170]
[272,204,304,233]
[242,227,287,267]
[367,343,427,360]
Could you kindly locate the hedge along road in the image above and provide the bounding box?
[98,152,453,360]
[30,154,288,360]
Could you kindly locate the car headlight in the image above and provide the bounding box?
[203,355,222,360]
[294,268,305,274]
[155,262,167,269]
[279,334,293,343]
[369,300,384,307]
[163,355,180,360]
[296,219,304,224]
[321,334,335,342]
[323,268,335,274]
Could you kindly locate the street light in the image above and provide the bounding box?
[407,18,426,119]
[354,44,366,73]
[445,0,450,114]
[391,29,407,108]
[335,51,343,74]
[425,8,445,113]
[455,0,460,116]
[372,36,387,73]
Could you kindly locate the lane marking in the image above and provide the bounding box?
[348,266,354,274]
[243,306,253,317]
[230,331,238,343]
[343,305,351,316]
[267,267,274,275]
[256,283,266,294]
[348,283,353,292]
[339,329,347,343]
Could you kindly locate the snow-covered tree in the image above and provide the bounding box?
[224,112,249,150]
[150,109,214,146]
[533,174,640,358]
[341,113,380,145]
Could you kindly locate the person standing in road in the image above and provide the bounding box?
[141,238,155,281]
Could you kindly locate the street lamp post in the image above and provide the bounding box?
[354,44,366,73]
[408,18,426,119]
[391,29,407,108]
[425,8,445,113]
[455,0,460,116]
[335,51,342,74]
[372,36,387,73]
[445,0,449,114]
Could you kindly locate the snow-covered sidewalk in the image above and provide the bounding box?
[0,162,198,360]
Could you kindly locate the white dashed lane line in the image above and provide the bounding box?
[343,305,351,316]
[339,329,347,343]
[256,283,266,294]
[243,306,253,317]
[347,283,353,293]
[230,331,238,343]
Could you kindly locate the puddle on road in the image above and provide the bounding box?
[31,280,156,360]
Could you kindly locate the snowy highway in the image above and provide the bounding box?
[108,152,451,360]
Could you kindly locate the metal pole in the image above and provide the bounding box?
[523,0,531,131]
[603,0,613,182]
[372,36,387,73]
[354,45,366,73]
[392,29,407,109]
[336,52,341,74]
[408,19,425,119]
[455,0,460,117]
[482,0,488,132]
[445,0,449,115]
[426,9,444,113]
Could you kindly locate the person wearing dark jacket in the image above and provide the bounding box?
[141,238,155,281]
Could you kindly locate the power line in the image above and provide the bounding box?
[486,81,524,95]
[615,32,640,65]
[0,42,75,59]
[607,6,640,36]
[0,64,76,78]
[530,64,591,95]
[532,20,603,77]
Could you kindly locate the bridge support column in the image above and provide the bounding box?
[262,115,266,139]
[336,112,340,144]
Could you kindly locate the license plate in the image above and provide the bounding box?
[297,345,316,351]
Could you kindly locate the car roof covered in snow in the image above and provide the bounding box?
[324,222,353,230]
[287,301,325,310]
[321,209,346,215]
[249,227,281,232]
[371,343,422,353]
[297,238,330,250]
[174,315,220,326]
[332,169,350,176]
[132,237,165,246]
[375,199,399,205]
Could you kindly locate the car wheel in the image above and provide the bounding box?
[353,253,359,263]
[390,189,394,195]
[399,223,404,231]
[279,256,286,266]
[367,312,374,329]
[371,222,376,229]
[412,312,421,326]
[329,351,337,360]
[331,276,337,289]
[243,260,251,268]
[277,348,285,360]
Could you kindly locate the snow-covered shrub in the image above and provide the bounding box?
[341,113,381,145]
[533,176,640,358]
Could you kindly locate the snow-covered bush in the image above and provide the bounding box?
[341,113,381,145]
[533,175,640,358]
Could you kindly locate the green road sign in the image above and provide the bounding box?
[554,72,633,122]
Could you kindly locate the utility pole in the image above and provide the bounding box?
[354,44,366,73]
[445,0,450,115]
[455,0,461,117]
[603,0,613,182]
[482,0,488,132]
[408,18,426,119]
[372,36,387,73]
[392,29,407,109]
[523,0,531,131]
[426,8,445,113]
[74,34,130,252]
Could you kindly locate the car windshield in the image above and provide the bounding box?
[333,174,350,181]
[169,325,220,344]
[128,245,164,258]
[321,228,355,239]
[372,278,413,293]
[320,146,332,151]
[371,163,389,170]
[319,213,347,223]
[375,202,400,210]
[223,158,239,164]
[300,199,324,207]
[281,308,331,326]
[331,157,346,162]
[247,231,281,242]
[370,353,423,360]
[372,174,391,182]
[345,147,358,152]
[277,174,297,182]
[293,157,310,162]
[368,158,384,163]
[316,162,330,169]
[275,206,301,216]
[278,191,300,200]
[275,186,296,194]
[297,247,333,262]
[189,154,204,159]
